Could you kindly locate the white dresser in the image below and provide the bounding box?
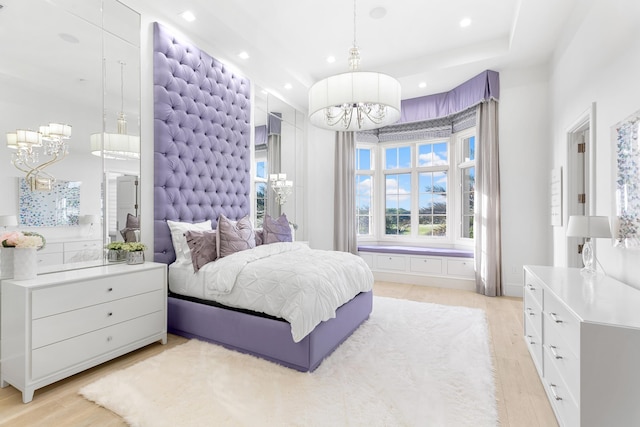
[523,265,640,427]
[1,262,167,403]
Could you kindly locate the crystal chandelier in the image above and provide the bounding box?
[6,122,72,191]
[308,0,401,131]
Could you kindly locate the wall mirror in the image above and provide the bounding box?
[253,86,305,239]
[0,0,140,274]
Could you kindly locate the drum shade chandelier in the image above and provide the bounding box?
[308,0,401,131]
[91,61,140,160]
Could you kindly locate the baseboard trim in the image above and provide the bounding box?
[372,271,475,291]
[503,281,523,298]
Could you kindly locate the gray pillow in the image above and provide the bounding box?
[126,213,140,228]
[263,214,292,244]
[216,214,256,258]
[255,228,264,246]
[185,230,217,272]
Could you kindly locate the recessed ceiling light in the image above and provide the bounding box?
[284,83,293,90]
[238,51,249,60]
[418,82,427,89]
[180,10,196,22]
[370,7,387,19]
[326,56,336,64]
[459,17,471,28]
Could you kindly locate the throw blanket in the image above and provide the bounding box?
[193,242,373,342]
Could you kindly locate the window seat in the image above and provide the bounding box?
[357,244,475,291]
[357,245,474,259]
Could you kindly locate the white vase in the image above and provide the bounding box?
[13,247,37,280]
[126,251,144,265]
[0,246,15,279]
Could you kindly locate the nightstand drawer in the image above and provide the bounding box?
[32,311,164,380]
[32,268,164,319]
[32,290,164,349]
[409,257,442,274]
[524,291,542,338]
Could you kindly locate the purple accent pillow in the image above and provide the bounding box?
[255,228,264,246]
[185,230,218,272]
[216,214,256,258]
[263,214,292,244]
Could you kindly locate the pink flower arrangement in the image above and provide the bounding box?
[0,231,45,249]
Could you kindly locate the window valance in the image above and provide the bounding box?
[357,69,499,143]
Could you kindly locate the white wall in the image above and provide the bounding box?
[549,0,640,289]
[499,66,553,296]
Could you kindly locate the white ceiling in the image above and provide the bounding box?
[123,0,580,111]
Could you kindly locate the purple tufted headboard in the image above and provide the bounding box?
[153,23,251,264]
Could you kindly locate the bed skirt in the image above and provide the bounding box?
[167,290,373,372]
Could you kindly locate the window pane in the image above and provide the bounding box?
[358,216,370,235]
[385,172,411,235]
[418,142,448,167]
[256,161,267,179]
[461,166,475,238]
[433,171,447,193]
[356,175,372,197]
[356,148,372,170]
[464,136,475,162]
[385,146,411,169]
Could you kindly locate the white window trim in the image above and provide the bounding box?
[357,128,476,248]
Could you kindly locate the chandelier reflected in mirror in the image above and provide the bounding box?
[270,173,293,206]
[91,60,140,160]
[6,122,72,191]
[308,0,401,131]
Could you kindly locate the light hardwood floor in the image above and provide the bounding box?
[0,282,558,427]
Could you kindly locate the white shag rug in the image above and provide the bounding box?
[80,296,497,427]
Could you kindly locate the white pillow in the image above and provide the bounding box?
[167,219,212,266]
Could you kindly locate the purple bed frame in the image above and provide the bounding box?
[152,22,372,372]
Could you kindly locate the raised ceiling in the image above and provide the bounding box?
[122,0,581,111]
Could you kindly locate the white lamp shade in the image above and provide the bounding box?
[308,71,401,131]
[6,132,18,149]
[0,215,18,227]
[90,132,140,160]
[566,215,611,238]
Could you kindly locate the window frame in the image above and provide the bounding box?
[355,143,376,240]
[356,128,476,247]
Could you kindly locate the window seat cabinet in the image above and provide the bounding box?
[358,245,474,290]
[523,265,640,427]
[1,262,167,403]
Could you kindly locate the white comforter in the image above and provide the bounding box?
[191,242,373,342]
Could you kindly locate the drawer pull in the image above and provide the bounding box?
[106,336,113,342]
[527,335,535,345]
[549,312,563,323]
[527,284,536,291]
[526,307,535,316]
[549,383,562,401]
[108,287,113,292]
[549,345,563,359]
[108,312,113,317]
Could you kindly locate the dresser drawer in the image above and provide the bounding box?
[64,240,102,252]
[31,311,164,380]
[523,273,544,308]
[544,345,580,427]
[36,252,64,267]
[544,291,580,357]
[376,254,406,271]
[32,290,164,349]
[446,259,474,277]
[524,291,543,338]
[544,314,580,404]
[32,268,165,319]
[409,257,442,274]
[524,314,543,376]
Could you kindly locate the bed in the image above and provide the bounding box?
[153,22,373,372]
